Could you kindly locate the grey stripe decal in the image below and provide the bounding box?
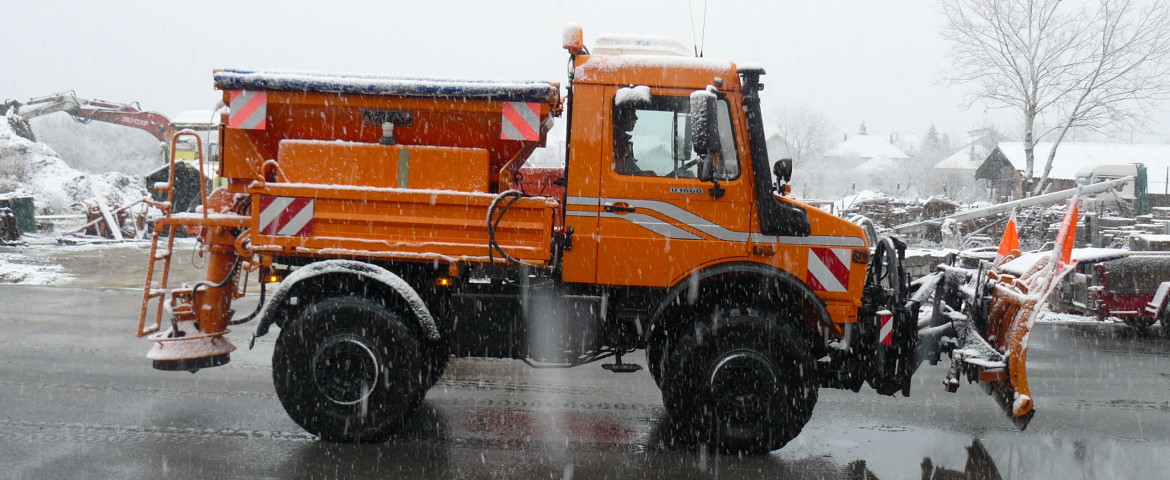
[397,149,410,188]
[752,233,866,247]
[567,196,864,247]
[601,212,703,240]
[566,196,597,206]
[615,198,749,242]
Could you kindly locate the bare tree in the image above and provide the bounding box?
[768,103,836,162]
[941,0,1170,196]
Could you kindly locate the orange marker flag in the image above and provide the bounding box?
[1051,191,1080,270]
[996,210,1020,262]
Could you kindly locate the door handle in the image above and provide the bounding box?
[604,202,636,214]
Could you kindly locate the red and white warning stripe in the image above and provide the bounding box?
[229,90,267,130]
[500,101,540,141]
[259,196,314,236]
[806,247,850,292]
[878,309,894,347]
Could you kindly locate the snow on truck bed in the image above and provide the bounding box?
[213,68,558,102]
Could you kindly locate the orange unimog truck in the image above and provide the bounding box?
[136,28,1036,454]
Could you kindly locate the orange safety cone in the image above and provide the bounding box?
[994,210,1019,264]
[1053,193,1079,270]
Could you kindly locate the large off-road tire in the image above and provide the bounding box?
[647,321,683,388]
[425,346,450,389]
[273,296,425,443]
[661,310,818,454]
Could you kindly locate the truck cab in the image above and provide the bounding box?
[559,33,868,327]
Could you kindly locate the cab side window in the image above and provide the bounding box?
[613,94,738,179]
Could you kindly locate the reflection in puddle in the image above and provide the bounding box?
[921,439,1001,480]
[269,397,1168,479]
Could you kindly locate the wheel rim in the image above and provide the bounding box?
[312,333,380,405]
[707,349,778,423]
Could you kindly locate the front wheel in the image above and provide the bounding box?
[661,310,818,454]
[273,296,425,442]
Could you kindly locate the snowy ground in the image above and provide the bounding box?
[0,251,72,285]
[0,233,203,288]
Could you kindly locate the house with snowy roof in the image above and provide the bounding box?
[823,134,910,171]
[975,142,1170,201]
[934,129,1003,172]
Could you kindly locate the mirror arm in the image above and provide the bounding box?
[708,179,725,199]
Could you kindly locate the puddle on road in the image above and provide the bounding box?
[252,399,1170,480]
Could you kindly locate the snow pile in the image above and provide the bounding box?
[0,252,73,285]
[834,190,889,211]
[0,115,148,214]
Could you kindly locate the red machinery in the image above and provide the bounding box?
[2,91,172,142]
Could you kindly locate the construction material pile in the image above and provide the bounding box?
[841,190,1166,251]
[838,192,961,229]
[0,113,149,224]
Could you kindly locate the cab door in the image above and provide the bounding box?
[595,87,752,288]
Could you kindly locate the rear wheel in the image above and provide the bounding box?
[661,309,818,454]
[273,296,424,442]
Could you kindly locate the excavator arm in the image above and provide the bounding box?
[2,91,172,142]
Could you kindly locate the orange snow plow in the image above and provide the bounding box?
[918,196,1126,429]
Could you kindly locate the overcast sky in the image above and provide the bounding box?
[3,0,1168,145]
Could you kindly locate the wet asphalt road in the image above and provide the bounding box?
[2,245,1170,479]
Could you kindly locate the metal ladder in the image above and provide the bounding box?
[137,130,209,337]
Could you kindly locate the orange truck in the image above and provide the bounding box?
[136,27,1043,454]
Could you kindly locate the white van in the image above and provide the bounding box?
[1075,163,1139,200]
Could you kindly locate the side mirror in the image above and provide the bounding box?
[689,90,721,156]
[773,158,793,186]
[690,89,721,185]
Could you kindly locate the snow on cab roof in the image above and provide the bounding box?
[213,68,558,103]
[574,54,733,81]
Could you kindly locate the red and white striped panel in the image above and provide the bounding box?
[878,310,894,347]
[259,196,314,236]
[229,90,267,130]
[500,101,540,141]
[806,247,850,292]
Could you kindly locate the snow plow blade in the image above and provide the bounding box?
[982,261,1044,429]
[919,195,1125,430]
